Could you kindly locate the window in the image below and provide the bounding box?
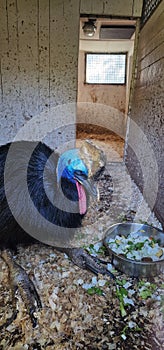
[85,53,127,84]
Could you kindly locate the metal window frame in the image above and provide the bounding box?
[85,52,127,85]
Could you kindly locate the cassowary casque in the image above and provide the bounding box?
[0,140,114,328]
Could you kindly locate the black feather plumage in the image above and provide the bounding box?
[0,141,85,250]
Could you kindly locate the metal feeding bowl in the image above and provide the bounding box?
[103,223,164,278]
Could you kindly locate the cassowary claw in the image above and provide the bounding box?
[0,250,42,329]
[59,247,116,279]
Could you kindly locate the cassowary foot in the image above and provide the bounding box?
[60,247,115,279]
[0,250,42,329]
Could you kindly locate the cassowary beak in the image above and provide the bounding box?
[74,172,99,200]
[81,178,99,200]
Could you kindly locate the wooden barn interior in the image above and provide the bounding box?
[0,0,163,348]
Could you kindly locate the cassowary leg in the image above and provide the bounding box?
[0,250,42,328]
[57,247,115,279]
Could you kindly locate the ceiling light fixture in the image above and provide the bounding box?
[82,20,97,37]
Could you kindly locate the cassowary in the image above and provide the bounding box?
[0,140,114,328]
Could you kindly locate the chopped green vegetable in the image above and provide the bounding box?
[97,245,107,255]
[116,279,127,286]
[121,325,128,335]
[116,286,128,317]
[121,322,141,341]
[107,231,163,261]
[138,281,156,299]
[138,280,146,287]
[87,286,104,296]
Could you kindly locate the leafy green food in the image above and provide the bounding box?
[138,281,156,299]
[116,285,128,317]
[107,231,163,261]
[87,286,104,296]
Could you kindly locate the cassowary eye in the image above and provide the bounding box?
[74,169,88,179]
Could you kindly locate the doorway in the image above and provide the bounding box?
[77,17,136,162]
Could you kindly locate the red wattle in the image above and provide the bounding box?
[75,181,87,215]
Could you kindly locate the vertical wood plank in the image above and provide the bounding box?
[47,0,80,149]
[80,0,94,14]
[0,0,8,109]
[0,0,22,142]
[50,0,80,106]
[103,0,133,16]
[80,0,134,16]
[17,0,39,118]
[132,0,143,17]
[38,0,50,112]
[0,0,8,58]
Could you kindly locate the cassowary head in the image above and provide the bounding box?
[56,140,106,215]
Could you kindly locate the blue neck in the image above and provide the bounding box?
[61,167,76,184]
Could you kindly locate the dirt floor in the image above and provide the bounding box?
[0,128,163,350]
[76,124,125,162]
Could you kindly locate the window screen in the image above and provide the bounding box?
[85,53,127,84]
[141,0,162,27]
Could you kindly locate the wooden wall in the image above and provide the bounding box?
[0,0,80,148]
[125,2,164,227]
[0,0,143,147]
[80,0,143,17]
